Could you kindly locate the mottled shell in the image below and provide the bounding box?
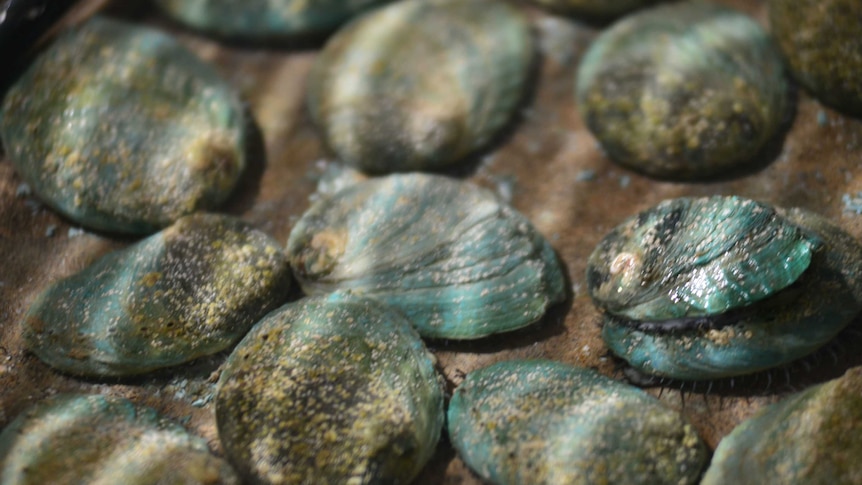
[308,0,534,173]
[769,0,862,116]
[702,367,862,484]
[154,0,393,38]
[588,196,862,380]
[0,394,239,485]
[0,16,246,234]
[286,173,566,340]
[216,293,444,485]
[529,0,662,19]
[448,360,708,485]
[576,2,788,180]
[23,213,292,377]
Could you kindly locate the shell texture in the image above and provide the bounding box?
[0,16,246,234]
[285,173,566,340]
[447,360,708,485]
[587,196,862,380]
[215,292,444,485]
[769,0,862,116]
[23,213,292,377]
[308,0,534,173]
[529,0,662,19]
[702,366,862,484]
[0,394,240,485]
[576,2,788,180]
[154,0,393,39]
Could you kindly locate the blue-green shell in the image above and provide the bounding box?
[285,173,566,340]
[447,360,708,485]
[308,0,534,173]
[0,16,246,234]
[0,394,239,484]
[215,292,444,485]
[23,213,292,377]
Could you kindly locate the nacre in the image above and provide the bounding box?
[587,196,862,380]
[702,366,862,484]
[286,173,566,340]
[154,0,393,39]
[0,394,239,484]
[0,16,246,234]
[529,0,661,20]
[448,360,708,485]
[769,0,862,116]
[576,2,788,180]
[308,0,533,173]
[23,213,292,377]
[216,292,444,485]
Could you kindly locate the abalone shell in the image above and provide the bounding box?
[285,173,566,340]
[0,16,246,234]
[308,0,534,173]
[576,2,788,180]
[216,292,444,485]
[448,360,708,485]
[23,213,292,377]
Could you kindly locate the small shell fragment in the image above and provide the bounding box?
[23,213,292,377]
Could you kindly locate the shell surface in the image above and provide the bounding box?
[529,0,662,19]
[286,173,566,340]
[308,0,534,173]
[769,0,862,116]
[447,360,708,485]
[0,394,239,485]
[576,2,788,180]
[587,196,862,380]
[154,0,393,38]
[215,292,444,485]
[0,16,246,234]
[23,213,292,377]
[702,366,862,484]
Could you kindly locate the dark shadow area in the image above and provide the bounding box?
[222,106,266,216]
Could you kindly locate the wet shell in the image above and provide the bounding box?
[285,173,566,340]
[447,360,708,485]
[215,292,444,485]
[308,0,534,173]
[0,394,239,484]
[0,16,246,234]
[702,366,862,484]
[576,2,788,180]
[529,0,662,20]
[587,196,862,380]
[154,0,394,39]
[23,213,292,377]
[769,0,862,116]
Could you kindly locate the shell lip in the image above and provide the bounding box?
[603,307,741,334]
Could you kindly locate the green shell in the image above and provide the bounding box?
[0,394,239,485]
[0,16,246,234]
[529,0,663,19]
[286,173,565,340]
[448,360,708,485]
[308,0,534,173]
[588,196,862,380]
[702,367,862,484]
[769,0,862,116]
[154,0,394,38]
[23,213,292,377]
[215,292,444,485]
[576,2,788,180]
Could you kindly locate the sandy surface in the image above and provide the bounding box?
[2,0,862,482]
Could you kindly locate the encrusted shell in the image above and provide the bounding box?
[286,173,565,340]
[0,16,246,234]
[576,2,788,180]
[0,394,239,484]
[154,0,393,38]
[702,366,862,484]
[587,196,862,380]
[215,292,444,485]
[529,0,662,19]
[447,360,708,485]
[769,0,862,116]
[23,213,292,377]
[308,0,534,173]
